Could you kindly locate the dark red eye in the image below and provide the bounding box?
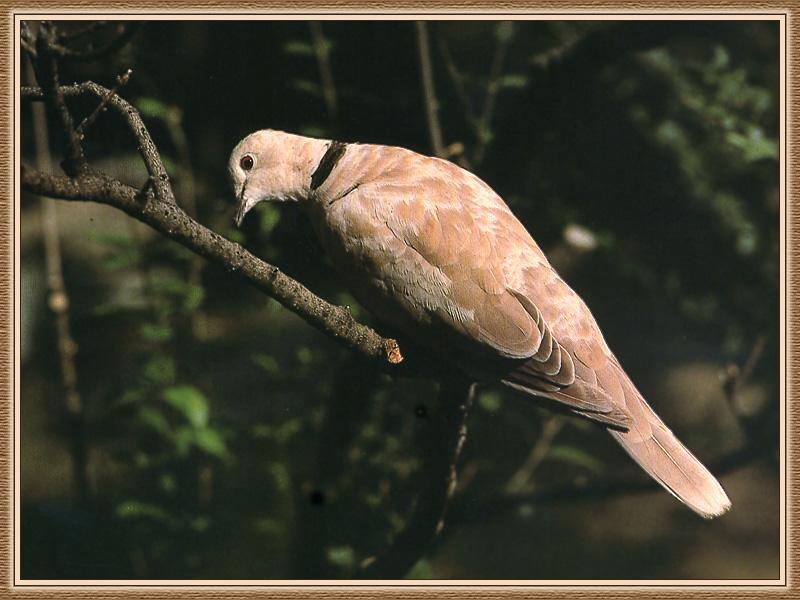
[240,155,254,171]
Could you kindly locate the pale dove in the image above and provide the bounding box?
[228,130,731,518]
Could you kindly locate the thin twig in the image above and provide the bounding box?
[361,379,475,578]
[25,57,89,503]
[472,24,512,166]
[309,21,338,125]
[49,22,140,62]
[503,416,565,495]
[415,21,446,158]
[24,38,387,361]
[446,427,773,533]
[57,21,108,43]
[159,102,209,340]
[436,33,477,126]
[75,68,132,139]
[33,23,87,176]
[530,29,588,72]
[21,37,37,58]
[23,82,176,204]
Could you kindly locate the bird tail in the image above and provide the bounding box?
[608,368,732,519]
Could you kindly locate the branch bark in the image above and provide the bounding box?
[23,83,175,204]
[21,165,402,365]
[21,77,404,364]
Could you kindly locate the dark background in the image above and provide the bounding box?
[20,19,780,579]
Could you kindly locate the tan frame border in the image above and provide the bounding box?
[4,4,794,596]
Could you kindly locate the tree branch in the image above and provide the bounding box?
[25,56,89,503]
[74,68,132,139]
[23,82,176,204]
[20,166,402,366]
[309,21,338,126]
[33,24,87,176]
[361,379,475,578]
[415,21,446,159]
[472,23,511,166]
[50,21,140,62]
[446,431,773,533]
[528,21,738,77]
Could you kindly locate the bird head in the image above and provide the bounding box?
[228,130,277,227]
[228,129,326,227]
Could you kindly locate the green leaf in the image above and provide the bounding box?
[143,356,176,384]
[102,249,141,271]
[258,204,282,235]
[478,391,502,413]
[274,418,302,444]
[547,445,604,474]
[141,323,173,342]
[115,500,170,522]
[138,406,171,436]
[500,74,528,89]
[251,423,273,439]
[495,21,514,42]
[159,473,177,494]
[725,128,778,162]
[282,40,314,56]
[91,232,136,248]
[251,353,280,376]
[150,274,187,297]
[135,96,170,119]
[406,558,434,579]
[183,285,205,311]
[160,155,178,177]
[173,425,194,457]
[296,346,314,365]
[93,233,140,270]
[113,388,145,409]
[290,79,322,97]
[194,427,230,460]
[190,516,210,532]
[163,385,209,428]
[253,517,282,535]
[268,462,291,493]
[326,545,355,568]
[299,125,329,138]
[226,229,246,244]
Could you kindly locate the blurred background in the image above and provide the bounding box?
[20,19,780,580]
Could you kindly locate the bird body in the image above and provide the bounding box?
[229,129,731,518]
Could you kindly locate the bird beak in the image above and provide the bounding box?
[234,201,249,228]
[234,184,250,228]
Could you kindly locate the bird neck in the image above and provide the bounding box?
[266,132,331,202]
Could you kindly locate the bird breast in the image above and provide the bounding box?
[302,144,555,360]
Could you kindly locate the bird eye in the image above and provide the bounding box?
[240,155,254,171]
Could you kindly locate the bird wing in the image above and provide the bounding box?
[325,146,729,517]
[341,154,630,428]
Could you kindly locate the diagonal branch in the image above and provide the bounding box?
[20,166,402,366]
[75,68,132,139]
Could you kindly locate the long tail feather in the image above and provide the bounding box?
[609,368,731,518]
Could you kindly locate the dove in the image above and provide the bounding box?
[228,129,732,518]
